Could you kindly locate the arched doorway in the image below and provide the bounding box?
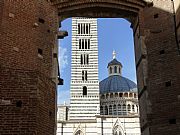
[75,130,84,135]
[113,125,124,135]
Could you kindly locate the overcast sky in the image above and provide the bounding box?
[57,18,136,105]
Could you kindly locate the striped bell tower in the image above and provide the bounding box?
[69,18,100,120]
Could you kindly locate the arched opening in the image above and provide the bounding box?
[115,93,118,97]
[101,94,105,99]
[119,93,123,97]
[110,67,112,74]
[106,94,109,99]
[114,66,117,73]
[124,93,128,98]
[56,1,147,134]
[75,130,84,135]
[110,93,113,98]
[83,86,87,96]
[129,93,133,97]
[113,125,123,135]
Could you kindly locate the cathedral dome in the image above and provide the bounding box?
[100,51,137,94]
[100,75,137,94]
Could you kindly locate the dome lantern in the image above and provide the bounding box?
[108,51,123,76]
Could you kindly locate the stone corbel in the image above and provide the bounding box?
[57,30,68,39]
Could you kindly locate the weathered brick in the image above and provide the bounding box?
[0,0,58,134]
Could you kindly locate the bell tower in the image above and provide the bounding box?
[69,18,100,120]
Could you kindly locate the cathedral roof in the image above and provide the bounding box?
[99,75,137,94]
[108,58,122,67]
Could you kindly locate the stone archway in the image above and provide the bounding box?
[52,0,147,26]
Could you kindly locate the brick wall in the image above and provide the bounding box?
[138,0,180,135]
[0,0,4,25]
[0,0,58,134]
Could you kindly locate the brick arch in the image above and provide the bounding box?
[52,0,147,24]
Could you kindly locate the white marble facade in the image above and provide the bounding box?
[57,116,140,135]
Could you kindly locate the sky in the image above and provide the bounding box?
[57,18,136,105]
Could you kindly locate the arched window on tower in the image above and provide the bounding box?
[83,86,87,96]
[110,67,112,74]
[82,39,84,49]
[82,71,84,81]
[82,70,87,81]
[114,66,117,73]
[86,24,88,34]
[78,24,80,34]
[79,39,81,49]
[119,67,121,73]
[81,54,83,64]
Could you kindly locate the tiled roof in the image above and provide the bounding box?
[100,75,137,94]
[108,59,122,67]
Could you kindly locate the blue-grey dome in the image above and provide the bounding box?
[100,75,137,94]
